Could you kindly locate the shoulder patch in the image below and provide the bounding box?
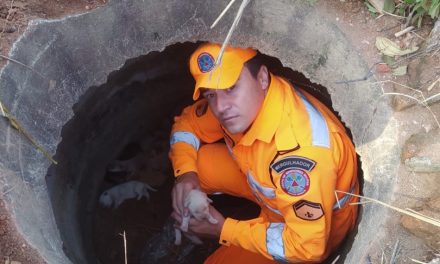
[280,169,310,196]
[195,102,208,117]
[271,156,316,173]
[293,200,324,221]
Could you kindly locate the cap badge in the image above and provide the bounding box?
[197,52,215,73]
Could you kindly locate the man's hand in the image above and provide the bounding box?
[172,171,200,217]
[172,205,225,238]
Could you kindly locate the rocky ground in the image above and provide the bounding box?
[0,0,439,263]
[320,1,440,262]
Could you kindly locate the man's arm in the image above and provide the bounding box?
[171,172,200,217]
[169,100,223,215]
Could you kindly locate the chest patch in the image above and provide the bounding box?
[271,156,316,173]
[293,200,324,221]
[280,169,310,196]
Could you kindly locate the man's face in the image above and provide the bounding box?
[201,65,269,134]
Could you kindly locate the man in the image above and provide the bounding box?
[170,42,359,263]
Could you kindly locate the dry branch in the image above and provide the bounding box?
[215,0,250,67]
[335,190,440,228]
[122,231,127,264]
[395,26,415,37]
[210,0,237,29]
[0,100,57,164]
[372,80,440,129]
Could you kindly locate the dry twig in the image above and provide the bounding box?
[372,80,440,129]
[335,62,380,84]
[390,240,401,264]
[394,26,414,38]
[215,0,250,67]
[121,231,128,264]
[410,259,428,264]
[331,255,340,264]
[0,54,46,80]
[0,100,57,164]
[210,0,237,29]
[335,190,440,228]
[1,185,16,196]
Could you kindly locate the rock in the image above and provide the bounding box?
[0,26,16,33]
[376,63,390,73]
[427,19,440,51]
[428,196,440,210]
[4,260,22,264]
[400,195,440,249]
[391,91,416,111]
[429,258,440,264]
[407,55,439,92]
[402,129,440,172]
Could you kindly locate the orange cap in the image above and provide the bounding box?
[189,43,257,100]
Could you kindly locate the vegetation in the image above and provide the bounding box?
[366,0,440,27]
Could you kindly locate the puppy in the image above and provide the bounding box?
[174,189,218,245]
[99,180,156,209]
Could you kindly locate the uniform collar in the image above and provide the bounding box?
[239,75,299,151]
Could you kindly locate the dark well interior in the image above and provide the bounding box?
[45,42,360,264]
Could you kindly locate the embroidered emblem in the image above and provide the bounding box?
[271,156,316,173]
[195,102,208,117]
[280,169,310,196]
[293,200,324,221]
[197,52,215,73]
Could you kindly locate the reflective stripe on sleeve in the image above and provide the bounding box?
[247,172,276,199]
[266,223,287,262]
[170,131,201,151]
[333,184,356,210]
[297,92,330,148]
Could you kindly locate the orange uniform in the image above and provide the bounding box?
[170,74,359,263]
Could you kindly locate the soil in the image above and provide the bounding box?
[1,0,439,263]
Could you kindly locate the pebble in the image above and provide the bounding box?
[405,156,440,172]
[429,258,440,264]
[376,63,390,73]
[4,27,16,33]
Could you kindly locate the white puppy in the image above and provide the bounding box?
[99,180,156,209]
[174,189,218,245]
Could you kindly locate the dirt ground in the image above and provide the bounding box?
[0,0,439,263]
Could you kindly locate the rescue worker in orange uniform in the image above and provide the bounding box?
[170,42,359,263]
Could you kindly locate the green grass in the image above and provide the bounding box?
[366,0,440,27]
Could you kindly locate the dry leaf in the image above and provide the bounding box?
[383,0,395,13]
[375,37,419,56]
[392,65,407,76]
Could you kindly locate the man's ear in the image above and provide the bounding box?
[257,65,269,91]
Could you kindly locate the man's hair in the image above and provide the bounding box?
[244,52,266,78]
